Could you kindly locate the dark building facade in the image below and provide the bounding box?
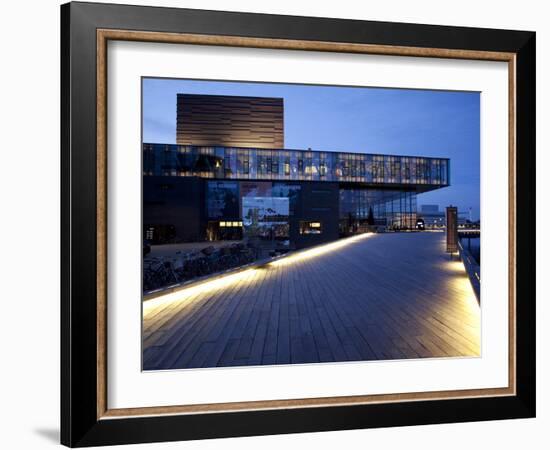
[143,144,450,249]
[143,176,204,243]
[144,93,450,250]
[176,94,284,148]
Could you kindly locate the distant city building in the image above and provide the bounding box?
[145,94,451,248]
[419,204,477,228]
[418,204,445,228]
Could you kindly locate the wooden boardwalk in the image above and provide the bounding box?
[143,232,480,370]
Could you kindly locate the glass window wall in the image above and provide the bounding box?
[143,144,450,187]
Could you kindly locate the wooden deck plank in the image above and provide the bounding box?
[143,232,481,370]
[261,264,283,364]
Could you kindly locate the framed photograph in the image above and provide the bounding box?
[61,1,536,447]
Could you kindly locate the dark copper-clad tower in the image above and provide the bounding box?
[176,94,284,148]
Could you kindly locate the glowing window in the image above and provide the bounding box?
[299,221,323,235]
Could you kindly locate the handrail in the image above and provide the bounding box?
[458,240,480,302]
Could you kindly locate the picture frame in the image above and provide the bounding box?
[60,1,535,447]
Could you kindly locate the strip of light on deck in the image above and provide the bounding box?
[143,267,262,316]
[144,233,372,316]
[269,232,372,267]
[442,259,481,352]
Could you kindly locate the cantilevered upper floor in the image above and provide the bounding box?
[143,143,450,189]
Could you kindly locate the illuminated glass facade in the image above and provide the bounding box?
[340,189,418,230]
[143,143,450,247]
[143,144,449,187]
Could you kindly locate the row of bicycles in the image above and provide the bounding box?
[143,243,257,293]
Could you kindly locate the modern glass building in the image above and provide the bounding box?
[143,93,450,249]
[143,143,450,248]
[143,144,449,185]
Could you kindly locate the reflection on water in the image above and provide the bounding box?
[460,236,480,264]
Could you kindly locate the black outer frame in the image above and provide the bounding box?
[60,1,536,447]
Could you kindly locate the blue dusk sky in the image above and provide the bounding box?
[143,78,480,220]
